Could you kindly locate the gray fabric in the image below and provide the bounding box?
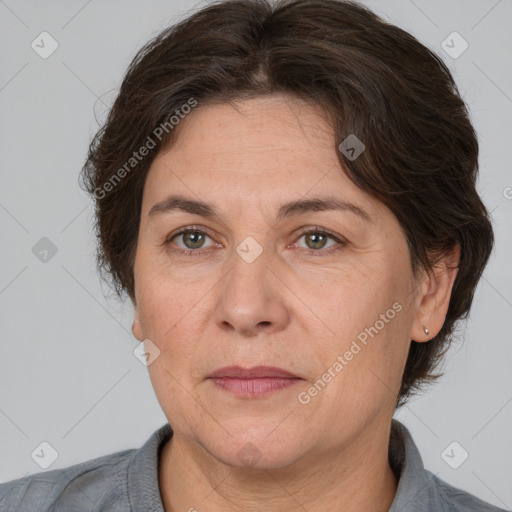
[0,420,506,511]
[387,421,507,511]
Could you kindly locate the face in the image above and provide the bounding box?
[132,94,428,469]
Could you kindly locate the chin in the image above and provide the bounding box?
[199,422,307,470]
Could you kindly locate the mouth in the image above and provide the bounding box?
[208,365,303,398]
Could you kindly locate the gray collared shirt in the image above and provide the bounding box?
[0,420,507,511]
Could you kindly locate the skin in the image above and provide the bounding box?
[131,94,459,512]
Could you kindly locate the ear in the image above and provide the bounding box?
[410,244,460,342]
[132,305,144,342]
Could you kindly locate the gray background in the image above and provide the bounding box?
[0,0,511,507]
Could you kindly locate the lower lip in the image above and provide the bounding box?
[210,377,301,398]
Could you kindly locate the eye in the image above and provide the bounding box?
[293,227,345,255]
[163,225,346,257]
[164,226,218,256]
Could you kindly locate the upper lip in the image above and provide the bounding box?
[209,365,300,379]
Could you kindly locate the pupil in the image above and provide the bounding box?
[185,231,204,248]
[307,232,326,249]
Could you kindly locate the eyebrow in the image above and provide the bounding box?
[148,194,372,223]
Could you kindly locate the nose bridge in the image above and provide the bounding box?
[213,235,289,335]
[226,235,271,308]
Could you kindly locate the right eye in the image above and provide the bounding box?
[164,226,219,256]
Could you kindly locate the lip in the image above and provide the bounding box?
[208,366,302,398]
[209,365,299,379]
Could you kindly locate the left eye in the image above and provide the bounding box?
[294,229,341,252]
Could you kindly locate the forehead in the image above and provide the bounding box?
[142,95,379,220]
[173,94,334,152]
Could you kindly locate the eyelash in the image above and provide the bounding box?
[163,225,346,258]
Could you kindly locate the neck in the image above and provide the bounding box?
[159,420,398,512]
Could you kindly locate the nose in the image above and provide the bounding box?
[213,246,290,338]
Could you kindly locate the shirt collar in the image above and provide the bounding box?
[128,422,172,512]
[388,419,439,511]
[127,419,434,512]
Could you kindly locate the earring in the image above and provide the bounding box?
[423,326,429,336]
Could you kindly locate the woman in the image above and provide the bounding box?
[0,0,505,510]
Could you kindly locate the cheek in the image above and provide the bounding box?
[135,237,223,317]
[303,260,395,343]
[135,259,201,340]
[307,259,412,394]
[145,355,208,438]
[138,286,205,424]
[136,275,216,387]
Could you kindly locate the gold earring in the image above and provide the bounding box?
[423,326,429,336]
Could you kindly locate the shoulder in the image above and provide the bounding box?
[0,447,136,512]
[389,420,507,512]
[431,472,508,512]
[0,423,171,512]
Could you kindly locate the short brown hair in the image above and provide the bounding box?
[80,0,494,406]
